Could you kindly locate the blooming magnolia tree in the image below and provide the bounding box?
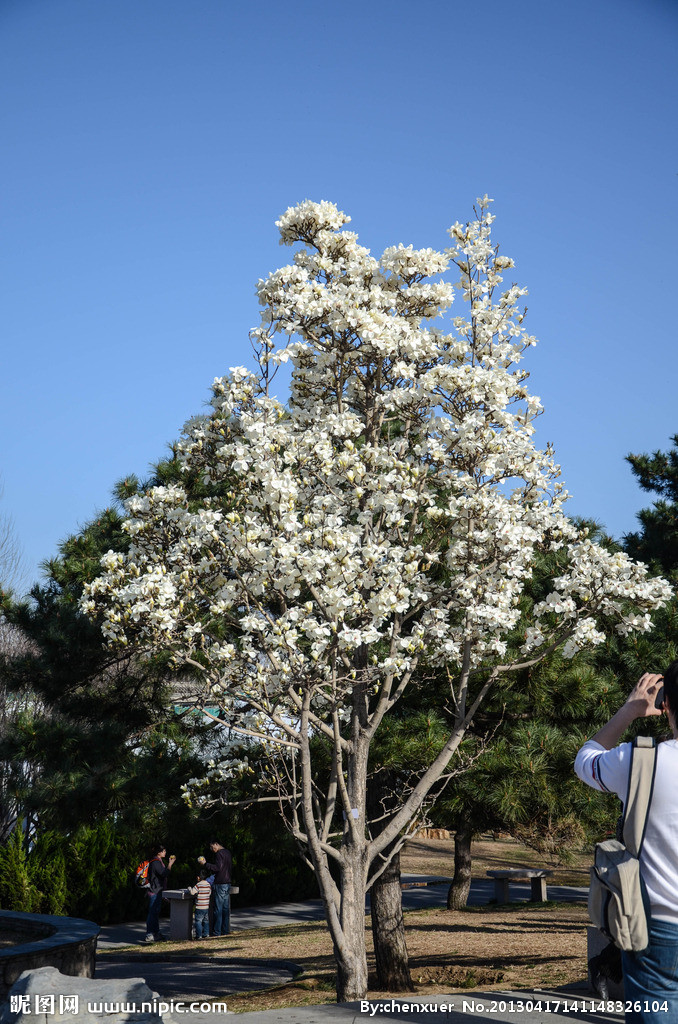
[83,198,671,1000]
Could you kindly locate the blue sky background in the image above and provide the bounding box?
[1,0,677,591]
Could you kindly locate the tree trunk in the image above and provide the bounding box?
[336,947,369,1003]
[366,770,413,991]
[335,859,369,1002]
[447,821,473,909]
[370,848,414,991]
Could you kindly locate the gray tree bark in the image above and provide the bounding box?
[334,859,370,1002]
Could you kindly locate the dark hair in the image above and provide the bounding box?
[208,838,222,847]
[199,867,210,880]
[149,842,166,858]
[663,660,678,724]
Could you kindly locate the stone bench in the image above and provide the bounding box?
[486,868,553,903]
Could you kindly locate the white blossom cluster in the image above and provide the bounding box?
[82,198,672,751]
[181,752,255,810]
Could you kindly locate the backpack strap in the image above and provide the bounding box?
[622,736,657,857]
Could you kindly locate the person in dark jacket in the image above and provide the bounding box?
[145,843,176,942]
[198,838,232,936]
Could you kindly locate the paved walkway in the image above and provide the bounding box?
[98,876,588,950]
[92,877,605,1023]
[234,988,622,1023]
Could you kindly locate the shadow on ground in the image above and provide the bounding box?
[95,954,301,999]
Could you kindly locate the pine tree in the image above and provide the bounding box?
[0,445,220,832]
[602,434,678,688]
[0,459,318,922]
[0,471,214,919]
[624,434,678,578]
[433,656,624,908]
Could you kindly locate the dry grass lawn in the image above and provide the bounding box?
[401,834,591,887]
[100,837,592,1013]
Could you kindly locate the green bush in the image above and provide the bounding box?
[64,821,142,922]
[29,831,68,915]
[0,803,318,925]
[0,825,41,912]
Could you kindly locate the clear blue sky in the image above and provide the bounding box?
[1,0,677,591]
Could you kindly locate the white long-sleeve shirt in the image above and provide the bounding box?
[575,738,678,923]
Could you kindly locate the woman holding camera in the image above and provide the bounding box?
[575,664,678,1022]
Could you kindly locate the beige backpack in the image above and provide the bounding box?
[588,736,657,952]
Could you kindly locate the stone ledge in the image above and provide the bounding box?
[0,911,99,998]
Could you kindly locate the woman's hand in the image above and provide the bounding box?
[588,671,663,749]
[624,672,664,718]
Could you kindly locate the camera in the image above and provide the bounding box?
[655,685,665,710]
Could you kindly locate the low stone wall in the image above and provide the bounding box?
[0,911,99,999]
[415,827,451,840]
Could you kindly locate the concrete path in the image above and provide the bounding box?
[98,876,588,949]
[234,988,623,1023]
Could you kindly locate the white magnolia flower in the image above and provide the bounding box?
[82,199,671,989]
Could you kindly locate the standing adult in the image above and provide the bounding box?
[574,666,678,1023]
[198,838,232,936]
[145,843,176,943]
